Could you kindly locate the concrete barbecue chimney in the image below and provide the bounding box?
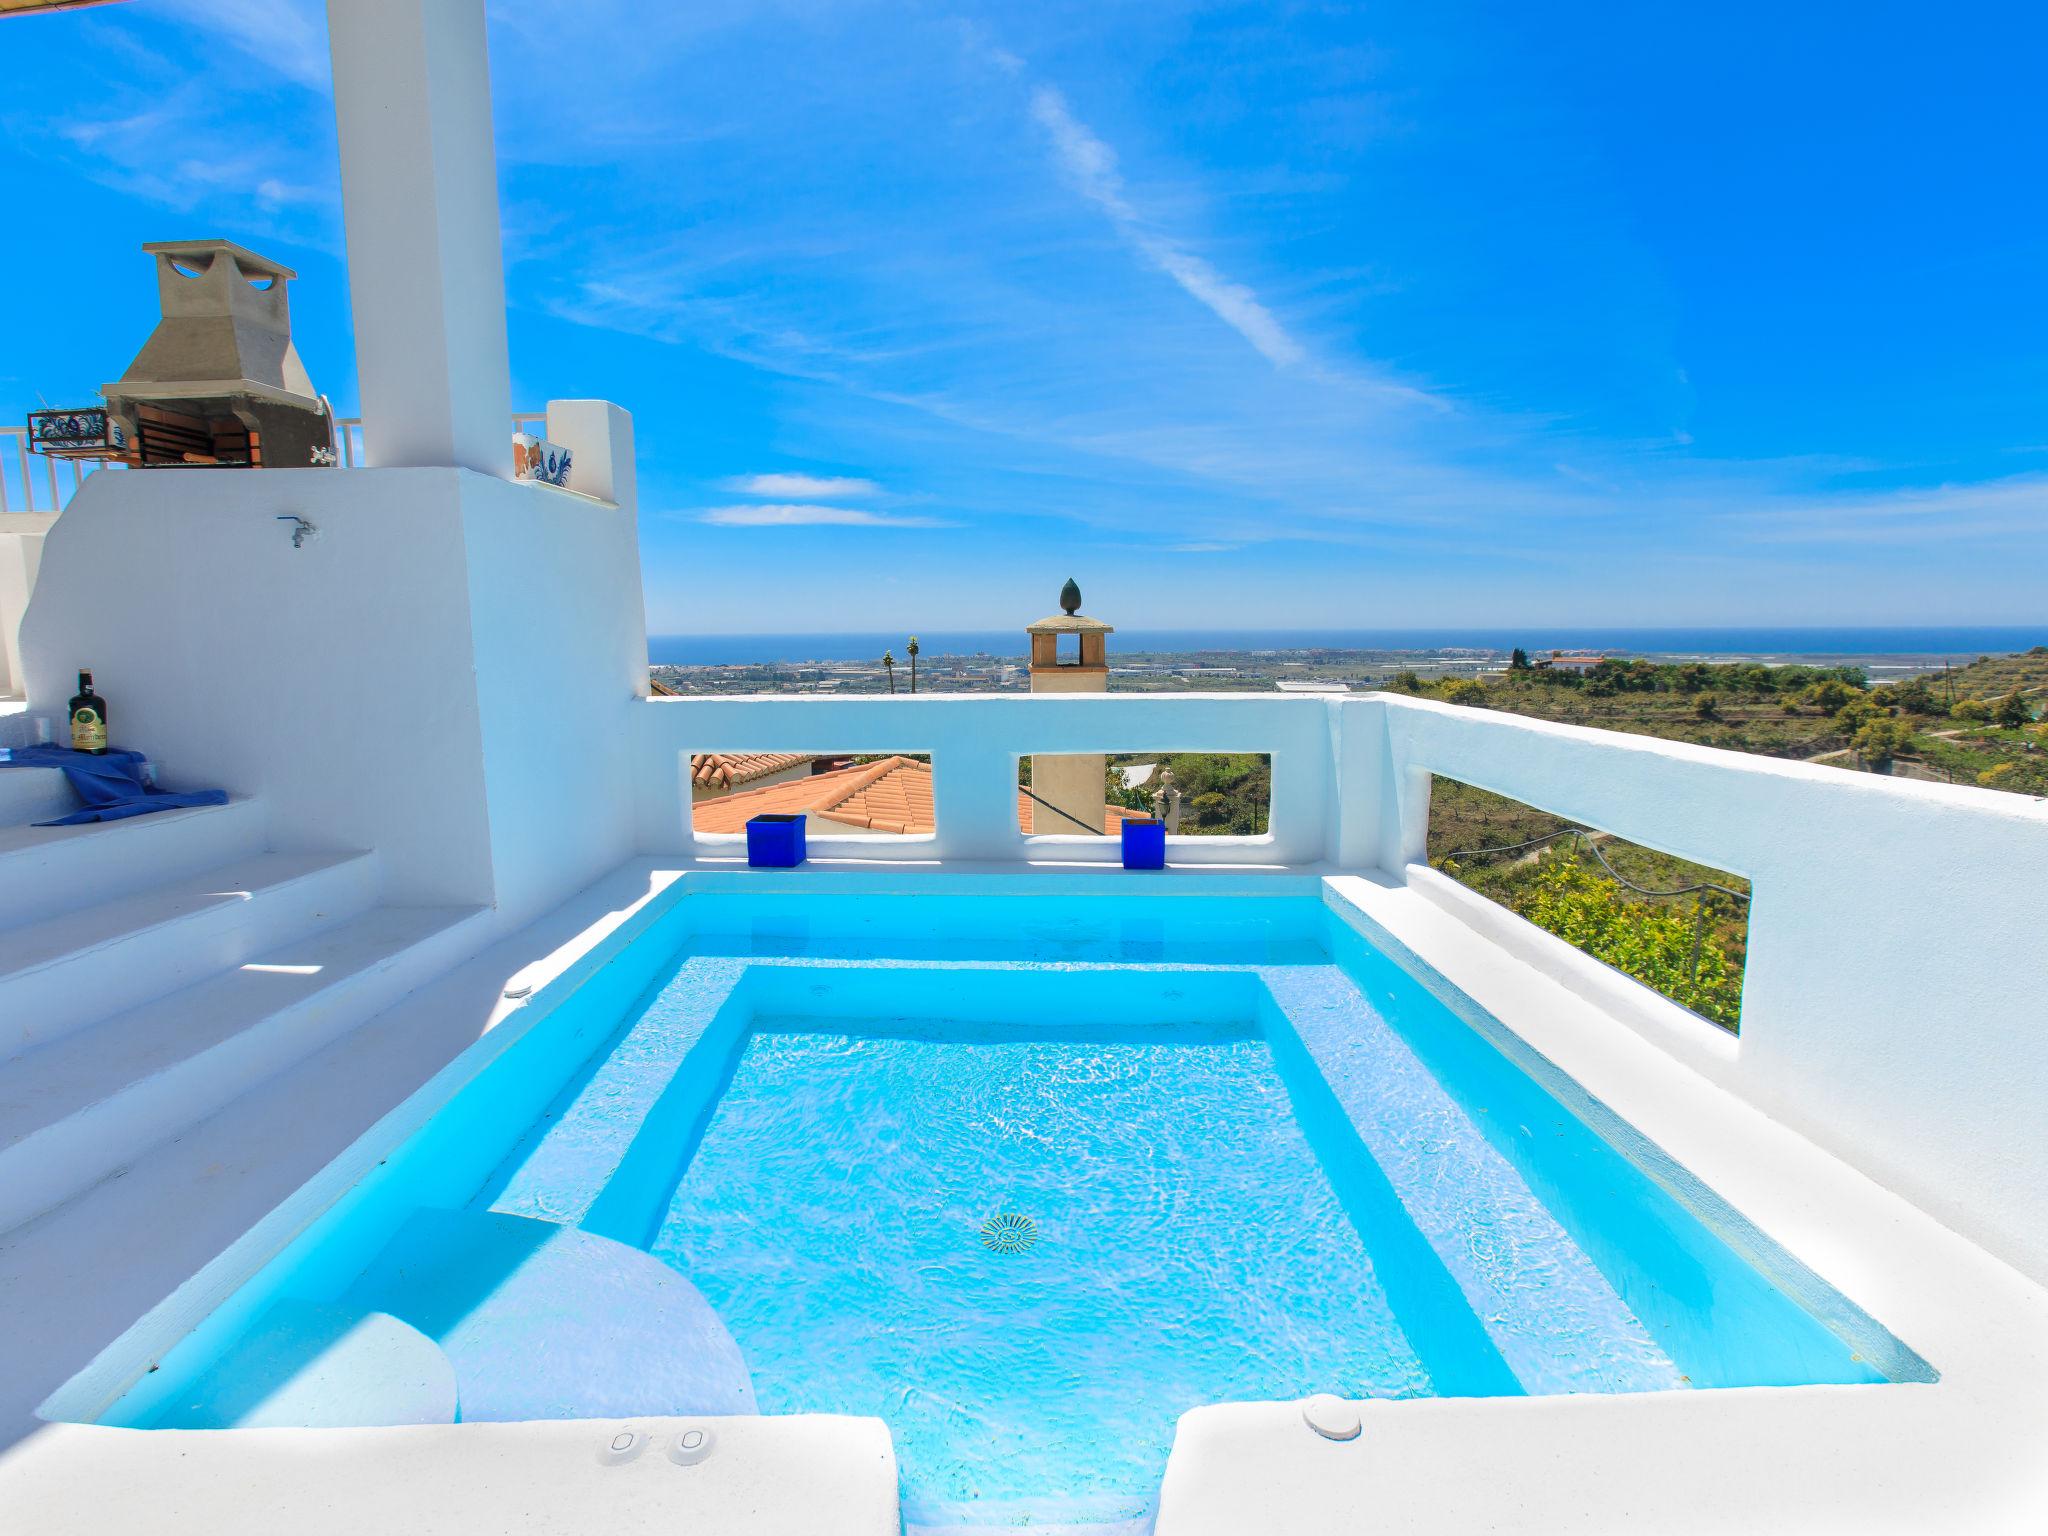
[101,240,334,469]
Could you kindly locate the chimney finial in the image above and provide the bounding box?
[1060,577,1082,616]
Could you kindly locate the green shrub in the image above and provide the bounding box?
[1853,717,1914,768]
[1508,856,1739,1028]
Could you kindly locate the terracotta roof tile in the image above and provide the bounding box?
[692,756,1136,836]
[689,751,816,790]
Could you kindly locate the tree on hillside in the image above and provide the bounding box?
[1951,698,1992,723]
[1694,692,1722,721]
[1805,679,1855,712]
[1509,647,1531,671]
[1854,717,1913,769]
[1888,677,1942,716]
[1443,678,1487,706]
[1993,689,2034,729]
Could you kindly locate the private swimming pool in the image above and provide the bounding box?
[63,889,1929,1530]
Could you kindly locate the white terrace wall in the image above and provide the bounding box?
[635,692,1338,864]
[19,407,645,926]
[1362,692,2048,1287]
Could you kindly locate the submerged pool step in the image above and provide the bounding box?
[336,1209,757,1422]
[0,903,488,1235]
[145,1300,457,1430]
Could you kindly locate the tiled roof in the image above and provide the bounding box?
[692,756,1138,836]
[689,751,816,790]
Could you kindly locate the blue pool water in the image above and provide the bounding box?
[88,892,1925,1530]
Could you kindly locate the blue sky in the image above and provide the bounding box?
[2,0,2045,633]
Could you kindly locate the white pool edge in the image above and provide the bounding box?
[1151,872,2048,1535]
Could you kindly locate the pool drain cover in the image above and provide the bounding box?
[980,1211,1038,1253]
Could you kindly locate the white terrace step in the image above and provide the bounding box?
[0,903,487,1235]
[0,765,78,827]
[0,850,378,1059]
[0,797,266,930]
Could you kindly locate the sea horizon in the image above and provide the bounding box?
[650,625,2048,667]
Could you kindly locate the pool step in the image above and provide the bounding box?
[0,848,377,1059]
[0,903,488,1235]
[341,1209,757,1421]
[145,1300,457,1429]
[0,796,267,931]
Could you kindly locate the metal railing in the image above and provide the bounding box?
[1,412,551,511]
[0,427,115,516]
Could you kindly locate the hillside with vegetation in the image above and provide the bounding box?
[1414,646,2045,1033]
[1399,646,2048,794]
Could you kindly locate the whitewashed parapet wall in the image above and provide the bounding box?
[635,691,1340,864]
[1364,692,2048,1291]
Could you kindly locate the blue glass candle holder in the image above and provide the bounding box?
[1120,817,1166,870]
[746,813,807,868]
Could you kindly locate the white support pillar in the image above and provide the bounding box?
[326,0,512,476]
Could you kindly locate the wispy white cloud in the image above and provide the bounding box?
[1168,542,1238,553]
[725,472,881,498]
[158,0,330,92]
[1028,85,1307,370]
[1719,473,2048,546]
[696,503,956,528]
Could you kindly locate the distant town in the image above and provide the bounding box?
[650,642,1974,697]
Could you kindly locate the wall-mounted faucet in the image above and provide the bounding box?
[275,515,318,549]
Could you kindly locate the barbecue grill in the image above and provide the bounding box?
[85,239,335,469]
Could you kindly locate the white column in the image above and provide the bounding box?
[326,0,512,476]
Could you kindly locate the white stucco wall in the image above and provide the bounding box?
[1362,692,2048,1287]
[20,467,499,905]
[635,692,1339,865]
[464,409,646,925]
[18,422,648,925]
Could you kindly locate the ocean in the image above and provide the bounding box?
[648,627,2047,667]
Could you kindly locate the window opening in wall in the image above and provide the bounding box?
[691,752,935,837]
[1428,776,1751,1033]
[1018,753,1272,837]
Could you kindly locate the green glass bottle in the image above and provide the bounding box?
[69,670,108,755]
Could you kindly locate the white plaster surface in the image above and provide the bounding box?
[1365,692,2048,1288]
[636,691,1337,864]
[0,1414,898,1536]
[326,0,513,477]
[19,456,646,925]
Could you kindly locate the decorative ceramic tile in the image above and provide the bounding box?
[513,432,573,487]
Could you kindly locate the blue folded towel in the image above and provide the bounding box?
[3,744,229,826]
